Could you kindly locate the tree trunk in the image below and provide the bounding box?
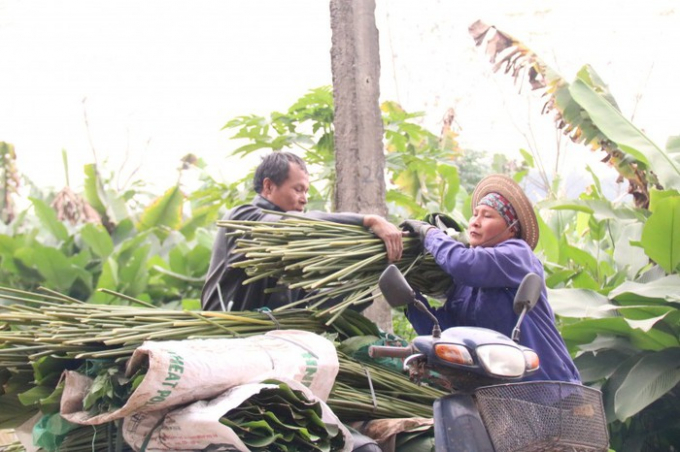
[329,0,392,331]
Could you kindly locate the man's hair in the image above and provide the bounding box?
[253,152,308,194]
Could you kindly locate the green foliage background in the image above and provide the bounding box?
[1,76,679,450]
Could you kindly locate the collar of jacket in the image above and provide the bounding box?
[252,194,285,212]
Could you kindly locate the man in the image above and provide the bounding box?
[201,151,403,312]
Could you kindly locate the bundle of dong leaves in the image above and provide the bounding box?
[219,212,455,323]
[0,286,443,451]
[220,379,345,452]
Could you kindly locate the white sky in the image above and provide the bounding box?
[0,0,678,198]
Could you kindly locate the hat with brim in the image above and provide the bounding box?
[471,174,539,250]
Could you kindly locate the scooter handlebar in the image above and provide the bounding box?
[368,344,415,359]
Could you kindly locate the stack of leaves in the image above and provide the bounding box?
[0,285,379,431]
[218,214,453,323]
[0,285,445,452]
[221,379,346,452]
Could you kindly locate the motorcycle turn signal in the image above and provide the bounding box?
[433,343,473,366]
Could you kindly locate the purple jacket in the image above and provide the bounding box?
[406,230,581,383]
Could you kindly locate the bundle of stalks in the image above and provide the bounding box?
[58,424,133,452]
[0,286,377,362]
[218,213,452,323]
[0,285,441,451]
[329,353,444,420]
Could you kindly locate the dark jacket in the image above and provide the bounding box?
[201,195,365,312]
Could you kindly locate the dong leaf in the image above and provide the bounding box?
[609,275,680,304]
[641,196,680,273]
[137,185,184,236]
[83,164,107,215]
[535,213,560,264]
[614,348,680,420]
[437,163,460,212]
[574,349,632,383]
[0,394,36,428]
[602,353,647,423]
[90,258,119,303]
[561,317,679,351]
[119,245,150,296]
[32,246,78,291]
[179,205,218,240]
[613,222,648,279]
[547,288,612,318]
[30,197,68,242]
[80,223,114,258]
[38,384,64,414]
[17,385,53,406]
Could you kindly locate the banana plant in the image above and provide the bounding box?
[550,273,680,451]
[469,20,680,209]
[469,20,680,448]
[536,173,650,291]
[534,166,680,449]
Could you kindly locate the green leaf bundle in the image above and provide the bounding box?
[220,380,346,452]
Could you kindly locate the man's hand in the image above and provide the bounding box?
[364,215,403,262]
[399,219,436,243]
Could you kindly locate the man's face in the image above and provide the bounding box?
[263,162,309,212]
[467,204,514,247]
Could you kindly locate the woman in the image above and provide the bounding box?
[401,174,580,383]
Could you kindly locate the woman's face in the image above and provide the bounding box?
[467,204,515,247]
[263,162,309,212]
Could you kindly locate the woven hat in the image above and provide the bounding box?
[471,174,539,250]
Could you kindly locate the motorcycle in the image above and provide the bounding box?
[369,265,609,452]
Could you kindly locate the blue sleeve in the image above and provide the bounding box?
[404,292,439,335]
[423,231,541,288]
[405,287,470,335]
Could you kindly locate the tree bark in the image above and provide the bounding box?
[330,0,392,331]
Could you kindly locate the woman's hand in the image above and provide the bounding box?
[399,219,436,242]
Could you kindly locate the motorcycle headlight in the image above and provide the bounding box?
[476,344,526,378]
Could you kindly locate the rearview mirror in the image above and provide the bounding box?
[378,265,416,308]
[513,272,542,315]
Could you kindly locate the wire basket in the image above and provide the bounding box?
[475,382,609,452]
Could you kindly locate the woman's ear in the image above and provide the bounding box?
[509,220,520,238]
